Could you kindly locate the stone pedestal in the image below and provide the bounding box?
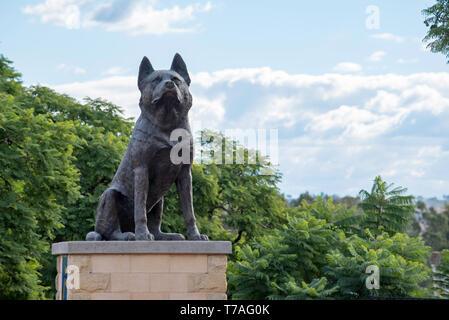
[52,241,232,300]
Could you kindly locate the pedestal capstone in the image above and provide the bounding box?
[52,241,232,300]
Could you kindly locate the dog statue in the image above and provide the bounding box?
[86,53,208,241]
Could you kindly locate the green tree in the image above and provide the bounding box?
[19,87,134,241]
[162,130,287,245]
[421,205,449,251]
[356,176,415,236]
[334,195,360,209]
[434,249,449,298]
[0,92,80,299]
[0,55,22,96]
[228,206,339,299]
[0,54,134,299]
[423,0,449,63]
[228,186,432,300]
[325,231,431,299]
[289,192,314,207]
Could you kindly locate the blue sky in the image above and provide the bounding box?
[1,0,448,199]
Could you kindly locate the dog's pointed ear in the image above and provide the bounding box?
[138,56,154,91]
[170,53,191,86]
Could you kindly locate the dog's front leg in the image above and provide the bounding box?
[134,166,154,240]
[176,166,208,241]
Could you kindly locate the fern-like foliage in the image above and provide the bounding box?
[268,277,338,300]
[324,231,432,299]
[228,211,336,299]
[433,249,449,298]
[357,176,415,236]
[423,0,449,63]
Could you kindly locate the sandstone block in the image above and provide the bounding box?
[150,273,190,293]
[91,254,130,273]
[77,272,110,292]
[90,292,131,300]
[131,293,169,300]
[207,293,227,300]
[207,255,227,273]
[68,255,91,273]
[130,254,170,273]
[111,273,150,293]
[170,254,207,273]
[169,292,207,300]
[189,273,227,292]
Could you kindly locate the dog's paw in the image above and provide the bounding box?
[189,234,209,241]
[86,231,102,241]
[122,232,136,241]
[153,232,185,241]
[135,228,154,241]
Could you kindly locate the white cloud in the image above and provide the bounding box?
[378,145,449,180]
[332,62,363,73]
[22,0,213,35]
[45,66,449,198]
[193,69,449,138]
[74,67,86,74]
[364,86,449,116]
[49,75,139,118]
[365,90,401,113]
[191,67,449,197]
[48,76,227,127]
[371,33,405,43]
[190,94,226,130]
[304,105,408,139]
[23,0,84,29]
[244,95,303,128]
[368,51,386,62]
[104,67,124,76]
[194,67,449,102]
[57,63,86,75]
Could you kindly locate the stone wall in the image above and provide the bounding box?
[53,241,231,300]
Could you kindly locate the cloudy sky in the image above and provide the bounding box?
[1,0,448,199]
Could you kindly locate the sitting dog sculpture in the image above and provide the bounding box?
[86,53,208,241]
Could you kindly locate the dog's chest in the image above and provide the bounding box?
[147,146,184,198]
[131,127,184,179]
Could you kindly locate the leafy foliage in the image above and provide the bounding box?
[0,55,134,299]
[422,205,449,251]
[228,180,433,300]
[268,277,338,300]
[162,130,287,244]
[423,0,449,63]
[0,55,22,96]
[0,57,80,298]
[336,176,415,237]
[434,249,449,298]
[325,231,431,299]
[228,209,338,300]
[19,87,134,241]
[358,176,415,236]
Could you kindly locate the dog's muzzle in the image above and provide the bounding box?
[151,81,182,104]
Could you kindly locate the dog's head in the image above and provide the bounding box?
[137,53,192,128]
